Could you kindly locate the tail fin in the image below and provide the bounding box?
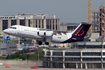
[72,22,91,38]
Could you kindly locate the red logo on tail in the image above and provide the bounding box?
[75,25,84,36]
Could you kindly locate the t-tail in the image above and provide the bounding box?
[70,22,91,42]
[62,22,91,43]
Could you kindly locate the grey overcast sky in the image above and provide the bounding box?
[0,0,105,23]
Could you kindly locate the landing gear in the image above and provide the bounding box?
[7,36,10,38]
[38,41,42,45]
[45,42,49,45]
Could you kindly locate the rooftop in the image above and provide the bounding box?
[60,23,79,26]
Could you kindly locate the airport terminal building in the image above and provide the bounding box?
[44,42,105,69]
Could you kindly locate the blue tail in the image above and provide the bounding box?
[62,22,91,43]
[71,22,91,42]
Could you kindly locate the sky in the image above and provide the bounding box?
[0,0,105,23]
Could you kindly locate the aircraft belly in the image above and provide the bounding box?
[13,30,41,40]
[52,36,60,43]
[52,35,68,43]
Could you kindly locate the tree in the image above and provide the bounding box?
[19,54,27,60]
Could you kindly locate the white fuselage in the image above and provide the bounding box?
[4,22,91,43]
[3,25,72,43]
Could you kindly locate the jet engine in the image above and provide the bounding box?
[37,31,45,36]
[37,31,53,36]
[37,40,49,45]
[45,31,53,36]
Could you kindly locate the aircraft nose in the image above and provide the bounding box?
[3,29,9,34]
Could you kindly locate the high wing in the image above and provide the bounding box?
[39,28,69,35]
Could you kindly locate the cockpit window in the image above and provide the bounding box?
[10,27,17,29]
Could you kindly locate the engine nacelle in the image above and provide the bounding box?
[37,31,45,36]
[37,31,53,36]
[45,31,53,36]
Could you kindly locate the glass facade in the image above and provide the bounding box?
[65,58,80,61]
[53,52,63,56]
[65,63,76,68]
[103,52,105,55]
[87,63,101,68]
[82,58,101,61]
[67,26,77,31]
[82,52,101,56]
[56,19,57,30]
[52,57,63,61]
[103,63,105,68]
[36,20,37,27]
[45,57,50,61]
[50,20,51,29]
[11,20,16,26]
[65,52,80,56]
[53,63,63,68]
[2,20,8,30]
[53,19,54,29]
[42,19,44,28]
[44,50,105,68]
[20,20,25,26]
[39,20,40,28]
[28,20,30,27]
[47,52,50,56]
[46,19,50,29]
[92,12,100,33]
[103,58,105,61]
[86,45,102,48]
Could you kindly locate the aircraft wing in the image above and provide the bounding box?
[53,30,68,35]
[39,28,68,35]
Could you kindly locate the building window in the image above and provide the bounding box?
[52,57,63,61]
[67,26,77,31]
[46,19,50,29]
[39,20,40,28]
[2,20,8,30]
[86,45,102,48]
[65,58,80,61]
[28,20,30,27]
[103,52,105,55]
[83,58,101,61]
[42,19,44,28]
[36,20,37,27]
[20,20,25,26]
[82,52,101,56]
[45,57,50,61]
[50,19,51,29]
[11,20,16,26]
[53,52,63,56]
[103,58,105,61]
[47,52,50,56]
[53,19,54,30]
[65,52,80,56]
[56,19,57,30]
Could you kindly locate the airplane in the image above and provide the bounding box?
[3,22,91,44]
